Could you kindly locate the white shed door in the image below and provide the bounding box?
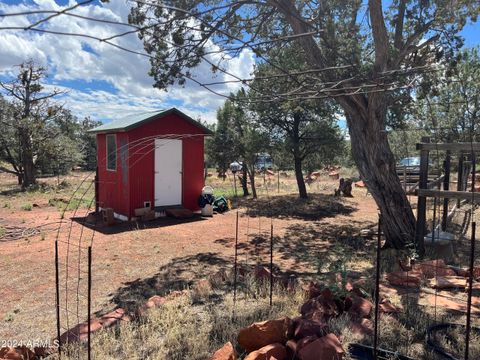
[154,139,182,207]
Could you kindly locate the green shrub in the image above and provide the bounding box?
[21,203,33,211]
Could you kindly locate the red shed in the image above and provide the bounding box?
[89,108,212,220]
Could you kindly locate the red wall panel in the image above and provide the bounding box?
[96,132,130,217]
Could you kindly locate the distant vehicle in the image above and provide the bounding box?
[255,153,273,170]
[398,157,421,167]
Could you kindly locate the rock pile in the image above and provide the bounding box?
[210,281,386,360]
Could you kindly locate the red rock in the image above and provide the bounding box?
[238,318,291,353]
[99,308,130,327]
[286,340,298,360]
[210,342,237,360]
[429,276,467,289]
[286,335,319,358]
[472,296,480,307]
[297,333,344,360]
[0,346,36,360]
[354,180,365,187]
[379,299,400,313]
[348,295,372,319]
[350,318,374,336]
[412,259,456,279]
[254,265,272,281]
[385,271,421,287]
[427,295,480,314]
[343,296,353,312]
[145,295,167,309]
[302,281,322,299]
[300,295,340,323]
[379,284,399,297]
[474,266,480,280]
[59,318,103,343]
[292,318,329,340]
[245,343,287,360]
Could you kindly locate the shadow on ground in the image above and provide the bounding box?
[216,218,376,279]
[72,213,208,235]
[110,252,231,312]
[234,193,356,220]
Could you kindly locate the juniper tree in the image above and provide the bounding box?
[129,0,480,250]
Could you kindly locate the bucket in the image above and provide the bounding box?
[201,204,213,217]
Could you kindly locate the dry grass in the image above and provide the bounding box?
[57,282,304,360]
[0,171,95,213]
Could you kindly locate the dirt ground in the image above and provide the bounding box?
[0,170,380,342]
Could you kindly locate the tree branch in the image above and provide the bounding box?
[0,166,20,176]
[393,0,407,50]
[368,0,389,73]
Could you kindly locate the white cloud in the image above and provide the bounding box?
[0,0,255,124]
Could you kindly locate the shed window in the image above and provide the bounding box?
[106,134,117,171]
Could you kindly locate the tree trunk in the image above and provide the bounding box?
[241,166,249,196]
[20,130,35,188]
[294,153,308,199]
[246,163,257,199]
[345,111,416,249]
[22,155,35,188]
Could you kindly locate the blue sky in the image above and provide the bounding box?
[460,21,480,47]
[0,1,478,125]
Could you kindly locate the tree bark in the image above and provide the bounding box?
[291,114,308,199]
[345,111,416,249]
[293,152,308,199]
[19,130,35,188]
[246,163,257,199]
[241,165,249,196]
[20,67,36,189]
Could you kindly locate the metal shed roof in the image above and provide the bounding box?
[88,108,213,134]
